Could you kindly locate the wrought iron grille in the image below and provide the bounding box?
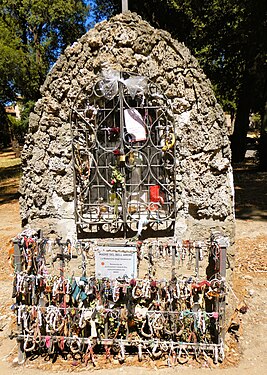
[70,71,176,238]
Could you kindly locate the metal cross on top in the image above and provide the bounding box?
[122,0,128,13]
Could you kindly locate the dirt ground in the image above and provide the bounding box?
[0,150,266,375]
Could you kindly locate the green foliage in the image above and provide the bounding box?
[96,0,267,162]
[93,0,117,22]
[250,113,262,132]
[7,115,24,144]
[0,0,90,102]
[1,0,266,162]
[0,18,24,104]
[0,0,90,146]
[95,0,266,112]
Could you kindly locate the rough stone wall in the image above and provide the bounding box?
[19,11,235,240]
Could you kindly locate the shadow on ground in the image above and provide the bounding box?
[233,163,267,221]
[0,164,21,204]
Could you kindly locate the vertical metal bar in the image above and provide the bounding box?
[119,80,127,237]
[171,245,176,279]
[17,340,25,365]
[148,245,153,276]
[105,316,109,339]
[212,233,228,345]
[219,240,227,343]
[219,244,227,278]
[13,239,21,272]
[70,114,79,228]
[13,239,25,364]
[60,241,64,279]
[122,0,128,13]
[82,247,86,277]
[119,80,125,159]
[195,244,199,279]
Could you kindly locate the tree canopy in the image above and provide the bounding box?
[1,0,266,167]
[93,0,267,164]
[0,0,90,146]
[0,0,90,104]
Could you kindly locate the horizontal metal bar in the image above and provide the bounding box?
[16,334,223,351]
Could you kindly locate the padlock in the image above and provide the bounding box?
[119,154,126,162]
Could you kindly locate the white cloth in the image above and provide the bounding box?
[124,108,146,142]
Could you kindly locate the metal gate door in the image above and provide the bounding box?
[70,71,176,238]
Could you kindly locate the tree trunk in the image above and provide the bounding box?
[258,101,267,171]
[230,74,252,163]
[11,139,21,158]
[7,120,21,158]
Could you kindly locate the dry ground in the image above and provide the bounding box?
[0,149,266,375]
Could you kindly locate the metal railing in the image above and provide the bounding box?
[70,71,176,238]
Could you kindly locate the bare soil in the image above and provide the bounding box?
[0,149,266,375]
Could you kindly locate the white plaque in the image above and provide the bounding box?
[95,246,137,279]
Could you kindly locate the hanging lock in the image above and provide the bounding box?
[162,133,175,152]
[119,154,126,163]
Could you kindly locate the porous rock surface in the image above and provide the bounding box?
[19,11,235,240]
